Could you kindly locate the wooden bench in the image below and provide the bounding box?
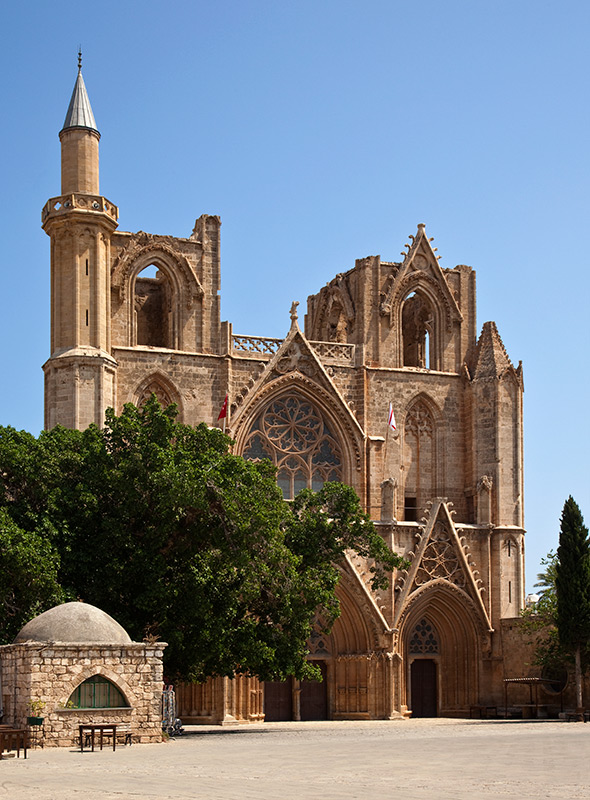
[469,705,498,719]
[0,728,27,759]
[564,709,589,722]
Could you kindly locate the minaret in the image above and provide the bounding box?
[42,53,119,430]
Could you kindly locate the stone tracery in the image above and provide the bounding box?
[414,523,466,589]
[242,394,342,499]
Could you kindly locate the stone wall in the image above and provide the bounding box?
[0,642,165,747]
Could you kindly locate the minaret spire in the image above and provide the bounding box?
[61,51,98,135]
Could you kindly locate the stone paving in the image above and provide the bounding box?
[0,718,588,799]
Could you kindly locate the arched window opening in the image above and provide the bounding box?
[323,302,348,342]
[135,264,172,347]
[242,395,343,499]
[403,400,435,519]
[67,675,128,709]
[402,292,434,368]
[409,618,440,654]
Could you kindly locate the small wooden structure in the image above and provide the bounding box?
[503,677,561,718]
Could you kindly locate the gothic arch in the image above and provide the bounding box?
[111,240,203,349]
[398,582,481,714]
[386,271,461,369]
[313,282,355,343]
[331,581,375,655]
[133,372,183,420]
[233,374,362,487]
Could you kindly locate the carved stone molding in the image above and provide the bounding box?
[233,373,363,473]
[111,234,203,309]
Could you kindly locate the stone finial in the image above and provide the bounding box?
[290,301,299,321]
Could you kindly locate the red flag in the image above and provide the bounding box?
[217,395,228,421]
[388,403,397,431]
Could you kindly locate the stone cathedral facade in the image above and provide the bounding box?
[42,65,527,721]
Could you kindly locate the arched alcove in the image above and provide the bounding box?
[402,396,439,520]
[134,372,183,421]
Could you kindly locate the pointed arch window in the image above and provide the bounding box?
[242,395,342,499]
[409,618,439,654]
[402,291,434,368]
[134,264,173,348]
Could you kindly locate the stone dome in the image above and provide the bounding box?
[13,602,132,644]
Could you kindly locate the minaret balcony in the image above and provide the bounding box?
[42,193,119,224]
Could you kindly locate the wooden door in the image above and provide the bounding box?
[410,659,437,718]
[264,679,293,722]
[300,661,328,720]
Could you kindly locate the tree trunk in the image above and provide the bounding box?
[575,644,584,721]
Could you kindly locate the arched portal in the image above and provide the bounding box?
[400,586,480,717]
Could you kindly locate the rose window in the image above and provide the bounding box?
[242,395,342,499]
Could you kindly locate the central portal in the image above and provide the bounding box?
[410,658,437,717]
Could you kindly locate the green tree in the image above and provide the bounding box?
[1,399,406,682]
[555,496,590,716]
[520,551,565,684]
[0,509,64,643]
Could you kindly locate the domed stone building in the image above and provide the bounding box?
[0,602,165,746]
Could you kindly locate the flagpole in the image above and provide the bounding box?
[217,394,229,432]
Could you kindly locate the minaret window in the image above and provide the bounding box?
[242,395,342,500]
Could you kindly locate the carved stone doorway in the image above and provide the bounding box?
[300,661,328,720]
[264,678,293,722]
[410,659,437,717]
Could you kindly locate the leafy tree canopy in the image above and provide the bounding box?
[0,398,406,681]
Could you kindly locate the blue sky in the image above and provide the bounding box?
[1,1,588,590]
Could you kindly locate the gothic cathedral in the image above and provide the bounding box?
[43,63,526,721]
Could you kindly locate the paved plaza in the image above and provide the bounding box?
[1,718,588,800]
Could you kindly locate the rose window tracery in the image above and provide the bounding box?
[409,618,439,654]
[414,524,466,588]
[242,395,342,499]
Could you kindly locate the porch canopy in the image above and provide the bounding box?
[503,677,562,718]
